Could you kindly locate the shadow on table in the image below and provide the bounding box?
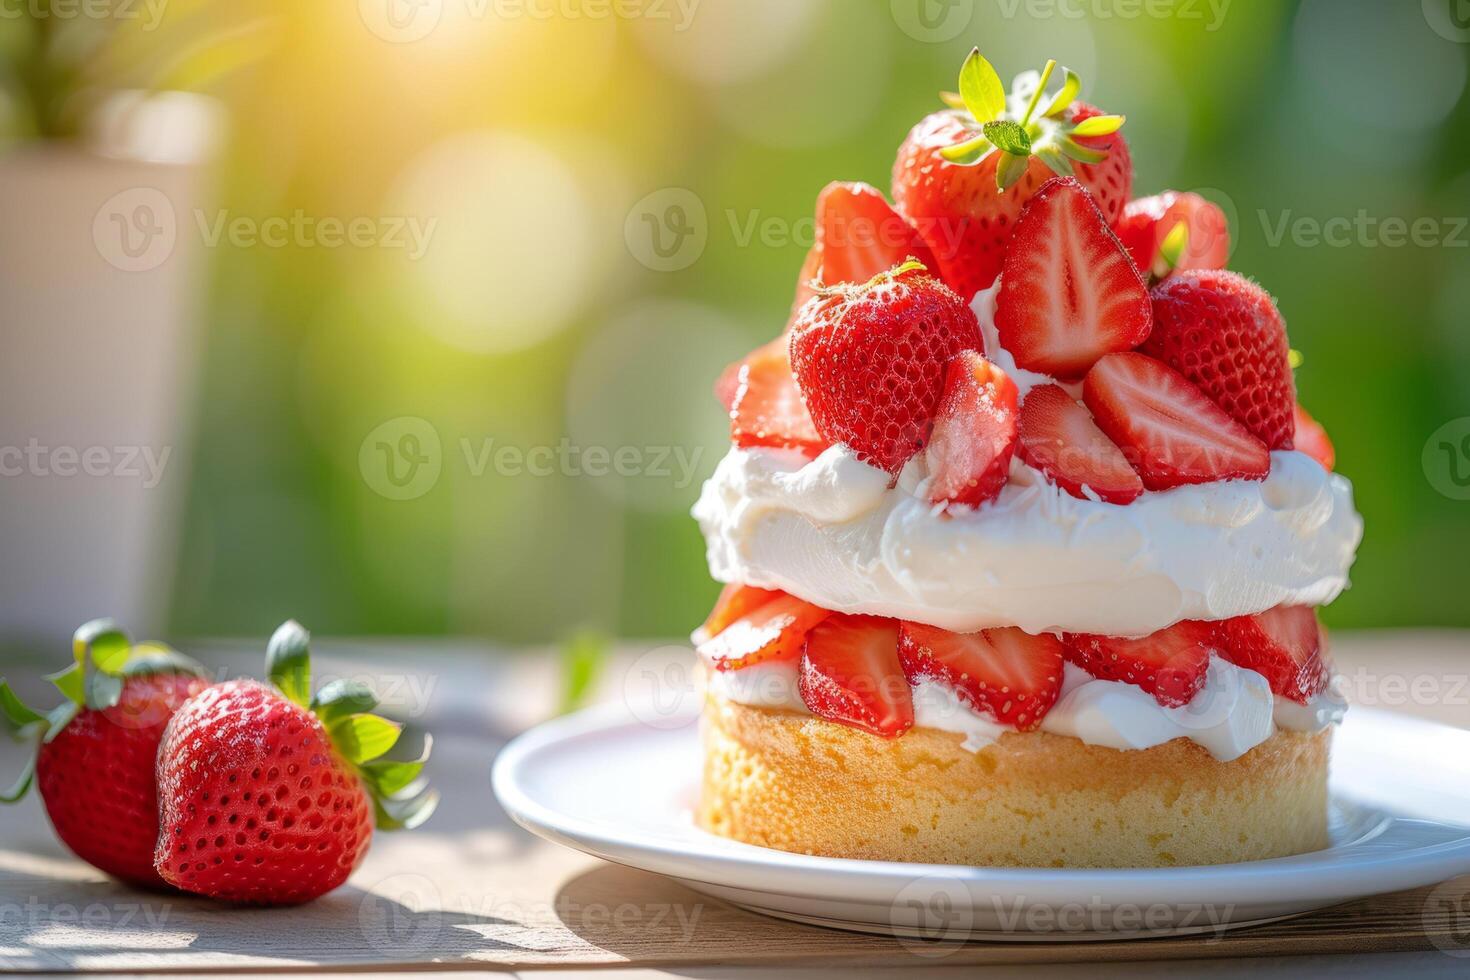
[0,860,532,971]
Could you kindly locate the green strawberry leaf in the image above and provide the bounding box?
[957,48,1006,124]
[42,701,79,743]
[982,120,1031,156]
[121,644,208,679]
[311,680,379,726]
[85,670,124,711]
[1072,114,1125,138]
[1035,146,1074,177]
[373,787,440,831]
[1159,221,1190,272]
[1058,138,1107,165]
[73,619,130,675]
[329,713,401,765]
[46,664,85,706]
[995,152,1030,192]
[1043,67,1082,119]
[362,758,425,798]
[0,680,45,730]
[938,90,966,110]
[939,134,993,166]
[266,620,312,707]
[0,755,36,803]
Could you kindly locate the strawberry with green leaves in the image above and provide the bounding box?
[152,621,437,905]
[1,619,210,888]
[893,49,1132,301]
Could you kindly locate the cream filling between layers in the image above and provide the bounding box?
[706,657,1346,763]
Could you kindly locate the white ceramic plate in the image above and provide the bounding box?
[492,702,1470,941]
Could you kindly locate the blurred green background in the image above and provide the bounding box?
[4,0,1469,644]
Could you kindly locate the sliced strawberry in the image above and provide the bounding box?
[698,593,832,672]
[1083,352,1270,490]
[729,340,830,456]
[798,614,913,738]
[1017,384,1143,504]
[1062,621,1214,708]
[926,352,1019,508]
[994,176,1152,379]
[694,583,785,645]
[1115,191,1231,279]
[897,623,1063,731]
[1294,403,1335,471]
[1211,606,1329,705]
[813,181,938,290]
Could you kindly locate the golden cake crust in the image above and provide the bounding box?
[698,695,1330,867]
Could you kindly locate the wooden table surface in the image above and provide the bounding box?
[2,631,1469,975]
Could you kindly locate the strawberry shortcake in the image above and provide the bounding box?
[690,51,1362,868]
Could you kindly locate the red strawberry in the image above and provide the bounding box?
[1017,384,1143,504]
[897,623,1063,730]
[154,621,436,905]
[1211,606,1329,705]
[892,51,1132,301]
[1063,621,1214,708]
[728,339,830,456]
[798,615,913,738]
[1115,191,1231,280]
[1142,270,1296,450]
[697,594,832,672]
[1294,403,1335,471]
[789,260,982,473]
[994,176,1152,378]
[1084,352,1270,490]
[1,620,209,888]
[694,583,785,645]
[926,352,1018,507]
[808,181,939,294]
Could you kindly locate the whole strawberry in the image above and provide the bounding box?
[1,620,210,888]
[1142,269,1296,450]
[153,621,436,905]
[789,259,983,473]
[893,50,1131,301]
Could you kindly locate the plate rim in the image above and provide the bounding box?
[491,701,1470,907]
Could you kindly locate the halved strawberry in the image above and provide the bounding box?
[926,352,1018,508]
[1017,384,1143,504]
[729,340,830,456]
[1114,191,1230,280]
[1083,352,1270,490]
[798,615,913,738]
[694,583,785,645]
[698,594,832,672]
[1211,606,1329,705]
[994,176,1152,379]
[1294,404,1335,471]
[897,623,1063,730]
[1062,621,1214,708]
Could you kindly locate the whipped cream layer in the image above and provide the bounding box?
[694,445,1362,636]
[707,657,1346,763]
